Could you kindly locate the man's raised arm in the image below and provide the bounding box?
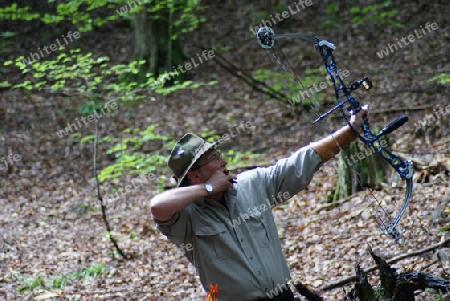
[150,184,208,221]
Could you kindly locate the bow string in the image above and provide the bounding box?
[256,26,413,239]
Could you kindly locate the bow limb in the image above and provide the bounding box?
[380,177,413,239]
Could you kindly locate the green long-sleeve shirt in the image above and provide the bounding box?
[153,146,323,301]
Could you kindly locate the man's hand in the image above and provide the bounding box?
[206,170,236,194]
[349,105,369,135]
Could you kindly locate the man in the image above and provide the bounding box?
[150,109,367,301]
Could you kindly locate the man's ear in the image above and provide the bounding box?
[187,170,202,184]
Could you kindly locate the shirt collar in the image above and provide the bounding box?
[194,187,236,208]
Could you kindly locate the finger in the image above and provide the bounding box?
[361,104,369,115]
[359,105,371,128]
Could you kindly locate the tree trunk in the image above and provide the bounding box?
[130,5,185,83]
[333,138,390,201]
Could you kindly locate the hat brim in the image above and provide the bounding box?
[176,141,217,187]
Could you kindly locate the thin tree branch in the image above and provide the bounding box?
[93,101,129,260]
[188,41,291,103]
[323,238,450,290]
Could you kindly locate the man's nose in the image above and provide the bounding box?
[220,157,227,166]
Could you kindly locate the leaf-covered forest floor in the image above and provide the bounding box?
[1,1,449,300]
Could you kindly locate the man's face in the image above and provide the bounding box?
[188,149,226,184]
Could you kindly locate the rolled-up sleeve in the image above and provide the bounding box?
[238,146,323,207]
[152,209,191,245]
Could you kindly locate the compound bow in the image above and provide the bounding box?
[256,27,413,239]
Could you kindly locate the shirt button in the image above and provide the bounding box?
[240,238,244,242]
[249,256,253,259]
[257,271,262,275]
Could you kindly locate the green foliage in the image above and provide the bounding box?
[84,124,172,182]
[224,150,263,168]
[4,49,129,93]
[4,47,214,184]
[3,46,209,111]
[200,127,220,142]
[273,5,288,13]
[0,4,40,21]
[18,275,44,293]
[253,68,326,107]
[251,11,270,24]
[84,123,262,185]
[429,73,450,85]
[0,31,17,38]
[251,4,288,25]
[439,222,450,232]
[350,1,401,27]
[79,263,107,278]
[323,1,402,29]
[322,4,340,29]
[78,101,104,116]
[1,0,214,184]
[0,0,204,34]
[18,263,107,294]
[0,2,107,32]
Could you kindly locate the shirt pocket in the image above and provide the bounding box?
[194,224,232,261]
[247,215,271,248]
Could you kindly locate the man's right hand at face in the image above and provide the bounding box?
[206,170,236,193]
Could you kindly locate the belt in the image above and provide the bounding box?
[256,286,295,301]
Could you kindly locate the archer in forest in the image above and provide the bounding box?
[150,109,367,301]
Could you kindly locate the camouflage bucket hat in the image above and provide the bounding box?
[168,133,217,187]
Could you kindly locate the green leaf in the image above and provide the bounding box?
[80,135,95,143]
[350,6,361,14]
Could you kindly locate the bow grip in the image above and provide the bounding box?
[361,113,371,136]
[379,115,408,136]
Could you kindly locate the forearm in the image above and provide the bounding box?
[150,184,208,221]
[310,125,357,162]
